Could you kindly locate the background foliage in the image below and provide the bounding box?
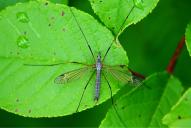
[0,0,191,127]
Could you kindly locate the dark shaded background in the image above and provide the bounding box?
[0,0,191,127]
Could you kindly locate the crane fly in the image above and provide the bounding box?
[53,51,133,102]
[25,5,137,116]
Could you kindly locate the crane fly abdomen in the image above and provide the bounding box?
[94,52,102,101]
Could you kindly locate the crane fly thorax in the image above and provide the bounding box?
[96,52,102,71]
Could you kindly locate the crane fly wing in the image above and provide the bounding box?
[54,66,92,84]
[103,65,133,84]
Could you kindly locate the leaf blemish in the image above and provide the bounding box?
[28,109,32,113]
[44,2,49,6]
[48,23,51,27]
[108,17,111,20]
[99,0,103,3]
[138,114,141,118]
[61,11,65,16]
[16,98,19,102]
[15,109,19,112]
[62,28,66,31]
[178,115,182,119]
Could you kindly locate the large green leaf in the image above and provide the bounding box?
[0,0,129,117]
[89,0,159,36]
[99,72,184,127]
[186,22,191,56]
[162,88,191,128]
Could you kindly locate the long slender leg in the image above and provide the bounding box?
[102,3,136,62]
[69,7,96,62]
[117,5,135,35]
[102,72,127,127]
[24,61,91,66]
[76,70,96,112]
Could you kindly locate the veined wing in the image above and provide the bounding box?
[54,66,93,84]
[103,65,133,84]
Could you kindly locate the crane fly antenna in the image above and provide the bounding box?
[76,71,96,112]
[103,73,127,127]
[69,7,96,62]
[102,3,136,62]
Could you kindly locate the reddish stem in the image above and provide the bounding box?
[128,68,145,79]
[166,36,185,74]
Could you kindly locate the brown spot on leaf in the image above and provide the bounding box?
[61,11,65,16]
[15,109,19,112]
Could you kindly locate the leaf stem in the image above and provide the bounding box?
[166,36,185,74]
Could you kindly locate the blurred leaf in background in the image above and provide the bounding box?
[186,22,191,56]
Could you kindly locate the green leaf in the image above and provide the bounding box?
[0,1,129,117]
[0,0,68,11]
[49,0,68,4]
[89,0,159,36]
[99,72,184,127]
[186,22,191,56]
[162,88,191,128]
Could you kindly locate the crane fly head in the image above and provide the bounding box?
[97,52,101,60]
